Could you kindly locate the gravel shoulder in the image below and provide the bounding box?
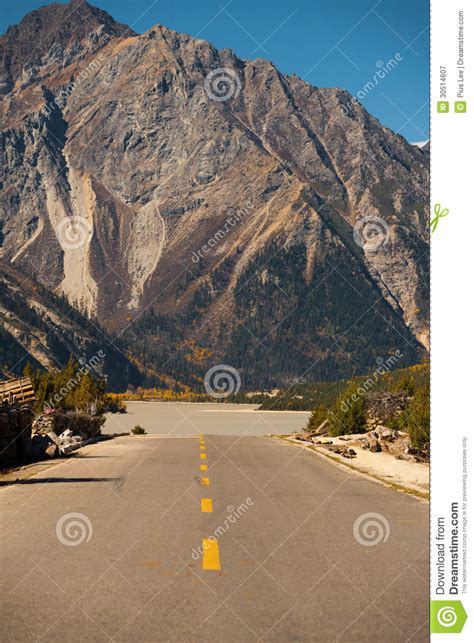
[273,435,429,499]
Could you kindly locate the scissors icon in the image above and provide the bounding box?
[430,203,449,233]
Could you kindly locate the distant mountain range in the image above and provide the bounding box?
[0,0,429,388]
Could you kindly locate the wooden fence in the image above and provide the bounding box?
[0,377,36,406]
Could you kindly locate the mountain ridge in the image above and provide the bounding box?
[0,0,429,388]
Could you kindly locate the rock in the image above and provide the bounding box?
[364,394,410,426]
[367,432,381,453]
[58,429,74,444]
[379,440,391,453]
[60,442,83,455]
[32,413,103,440]
[45,443,58,459]
[295,433,311,442]
[326,445,357,458]
[46,431,61,446]
[396,453,416,462]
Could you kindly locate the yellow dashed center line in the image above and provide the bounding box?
[201,498,213,513]
[202,539,221,570]
[197,436,220,569]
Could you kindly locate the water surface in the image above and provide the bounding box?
[103,401,310,436]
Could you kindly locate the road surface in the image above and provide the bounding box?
[0,435,429,642]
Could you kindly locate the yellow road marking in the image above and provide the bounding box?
[200,453,206,459]
[200,464,208,471]
[201,498,213,513]
[201,477,210,485]
[200,445,206,450]
[202,539,221,570]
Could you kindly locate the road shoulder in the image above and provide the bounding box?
[270,435,429,501]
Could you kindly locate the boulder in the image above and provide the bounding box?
[45,443,59,459]
[367,432,381,453]
[60,442,83,455]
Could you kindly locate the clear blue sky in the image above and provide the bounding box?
[1,0,429,142]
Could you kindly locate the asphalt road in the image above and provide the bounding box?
[0,435,429,642]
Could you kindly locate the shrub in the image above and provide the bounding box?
[131,425,147,435]
[25,358,107,415]
[328,383,367,436]
[389,383,429,449]
[306,407,328,432]
[103,395,127,414]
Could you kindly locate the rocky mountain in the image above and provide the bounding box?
[0,261,141,389]
[0,0,429,388]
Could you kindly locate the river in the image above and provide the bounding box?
[103,401,310,437]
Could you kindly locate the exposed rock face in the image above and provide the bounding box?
[0,262,141,390]
[0,1,429,387]
[0,0,132,95]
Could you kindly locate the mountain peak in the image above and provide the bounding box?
[0,1,429,386]
[0,0,133,94]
